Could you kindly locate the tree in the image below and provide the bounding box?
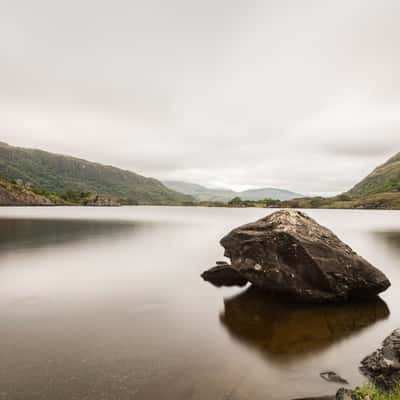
[229,197,243,206]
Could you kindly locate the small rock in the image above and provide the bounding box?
[293,388,355,400]
[201,265,248,287]
[320,371,349,384]
[335,388,354,400]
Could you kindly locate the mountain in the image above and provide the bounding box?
[0,142,193,204]
[0,177,53,206]
[238,188,303,201]
[349,152,400,196]
[162,180,236,202]
[163,180,302,202]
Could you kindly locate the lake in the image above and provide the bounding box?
[0,206,399,400]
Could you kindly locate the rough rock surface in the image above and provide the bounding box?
[215,210,390,303]
[0,180,52,206]
[201,264,247,287]
[360,329,400,391]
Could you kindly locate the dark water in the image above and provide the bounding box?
[0,207,399,400]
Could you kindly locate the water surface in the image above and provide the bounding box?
[0,206,399,400]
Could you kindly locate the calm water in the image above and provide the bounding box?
[0,207,399,400]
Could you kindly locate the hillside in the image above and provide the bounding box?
[0,177,53,206]
[0,142,193,204]
[163,180,302,202]
[349,152,400,196]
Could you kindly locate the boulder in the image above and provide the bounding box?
[360,329,400,392]
[213,210,390,303]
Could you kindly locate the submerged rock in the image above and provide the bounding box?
[320,371,348,385]
[293,389,354,400]
[360,329,400,392]
[213,210,390,303]
[201,264,247,287]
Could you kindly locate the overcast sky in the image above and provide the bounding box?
[1,0,400,195]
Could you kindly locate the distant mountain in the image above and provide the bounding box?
[0,142,193,204]
[162,180,235,202]
[349,152,400,196]
[163,180,302,202]
[238,188,303,201]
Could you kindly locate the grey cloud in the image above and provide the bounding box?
[1,0,400,194]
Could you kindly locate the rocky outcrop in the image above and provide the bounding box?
[0,179,53,206]
[83,195,120,207]
[360,329,400,392]
[204,210,390,303]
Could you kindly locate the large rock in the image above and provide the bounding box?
[214,210,390,303]
[360,329,400,392]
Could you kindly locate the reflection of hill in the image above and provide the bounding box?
[220,287,389,362]
[0,218,142,254]
[373,230,400,257]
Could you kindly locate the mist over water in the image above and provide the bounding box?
[0,206,399,400]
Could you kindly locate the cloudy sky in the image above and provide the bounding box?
[1,0,400,195]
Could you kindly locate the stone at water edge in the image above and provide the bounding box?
[292,389,354,400]
[360,329,400,392]
[207,210,390,303]
[201,264,248,287]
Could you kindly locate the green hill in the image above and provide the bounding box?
[349,152,400,196]
[0,142,193,204]
[163,180,302,202]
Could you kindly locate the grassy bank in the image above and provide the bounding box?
[353,385,400,400]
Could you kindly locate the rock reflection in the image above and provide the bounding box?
[220,286,389,362]
[373,231,400,257]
